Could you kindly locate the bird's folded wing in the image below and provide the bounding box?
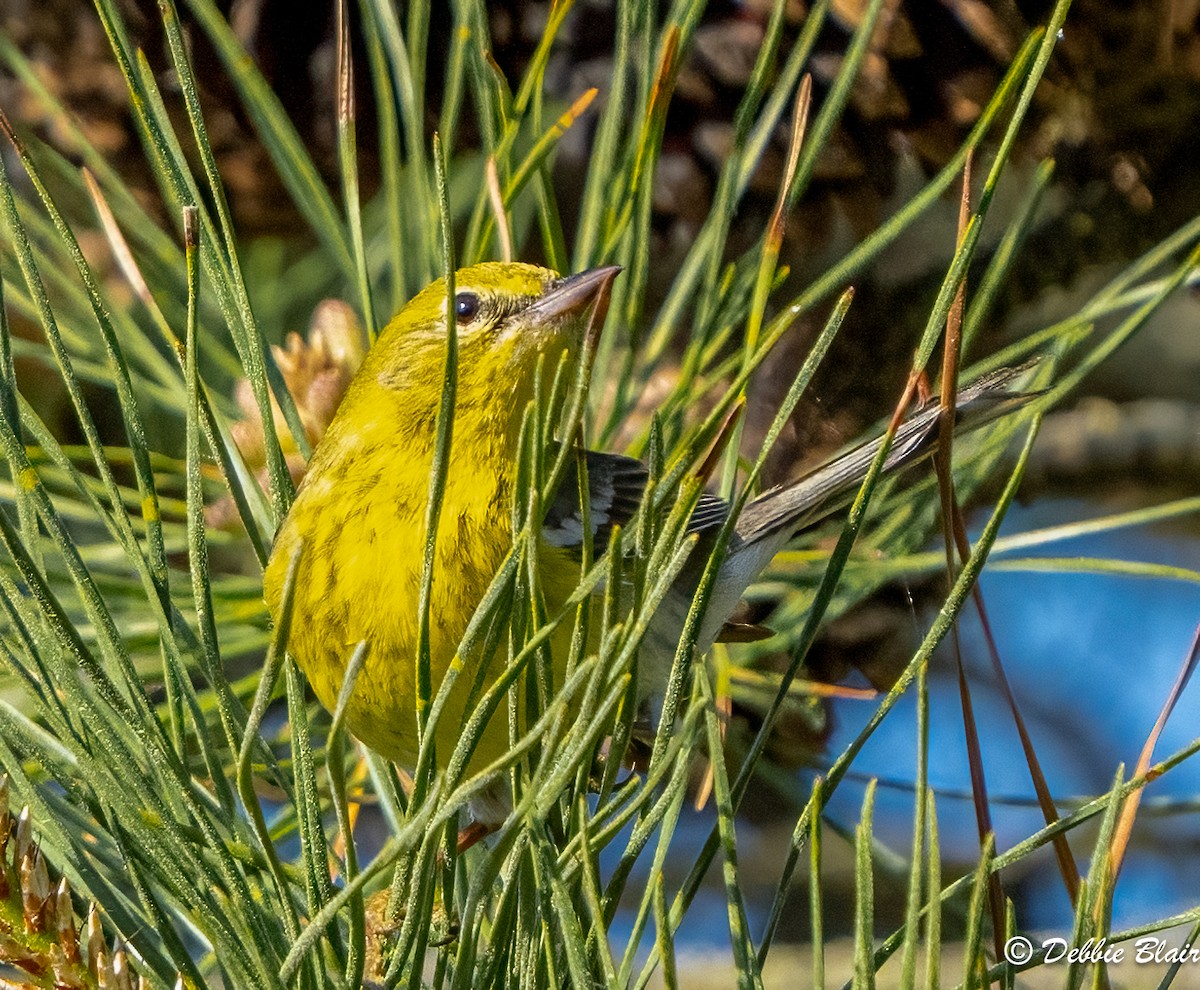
[542,448,733,557]
[542,448,648,554]
[540,361,1036,565]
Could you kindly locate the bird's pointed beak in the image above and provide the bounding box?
[526,265,622,324]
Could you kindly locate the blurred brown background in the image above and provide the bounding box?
[4,0,1199,486]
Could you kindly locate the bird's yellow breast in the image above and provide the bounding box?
[263,325,578,772]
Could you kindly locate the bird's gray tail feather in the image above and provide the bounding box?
[733,363,1037,549]
[638,362,1038,722]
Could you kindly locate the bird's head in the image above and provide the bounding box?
[312,262,620,465]
[368,262,619,396]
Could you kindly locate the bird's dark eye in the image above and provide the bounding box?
[454,292,481,324]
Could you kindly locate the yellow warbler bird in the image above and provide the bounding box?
[264,262,1030,828]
